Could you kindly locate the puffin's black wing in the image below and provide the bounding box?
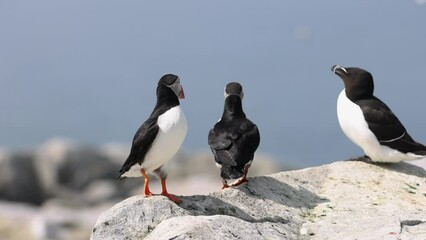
[234,122,260,160]
[357,97,426,154]
[208,120,260,167]
[208,127,233,150]
[208,126,237,166]
[118,117,159,177]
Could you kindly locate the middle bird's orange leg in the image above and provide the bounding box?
[222,179,230,189]
[231,165,250,187]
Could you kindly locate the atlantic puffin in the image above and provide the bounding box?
[208,82,260,188]
[117,74,187,203]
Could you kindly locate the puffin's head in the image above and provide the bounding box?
[224,82,244,100]
[158,74,185,99]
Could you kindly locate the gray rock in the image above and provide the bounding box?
[83,180,129,204]
[300,160,426,240]
[0,200,105,240]
[35,139,122,191]
[56,147,119,190]
[0,151,45,205]
[91,197,191,240]
[34,139,77,197]
[91,160,426,240]
[91,166,325,239]
[146,215,293,240]
[34,139,140,204]
[398,220,426,240]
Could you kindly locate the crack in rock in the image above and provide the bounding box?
[399,220,425,234]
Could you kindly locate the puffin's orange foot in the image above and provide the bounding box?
[144,191,154,197]
[230,178,248,187]
[144,187,154,197]
[222,184,230,189]
[161,192,181,203]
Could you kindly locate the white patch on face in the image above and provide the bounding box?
[122,106,188,177]
[337,89,424,162]
[215,162,222,169]
[224,88,244,99]
[224,86,229,99]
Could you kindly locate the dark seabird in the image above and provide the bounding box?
[208,82,260,188]
[332,65,426,162]
[117,74,187,203]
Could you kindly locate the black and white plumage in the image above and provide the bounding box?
[332,65,426,162]
[208,82,260,189]
[117,74,187,203]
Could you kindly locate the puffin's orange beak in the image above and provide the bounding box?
[179,87,185,99]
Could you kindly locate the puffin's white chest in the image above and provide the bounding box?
[145,106,187,170]
[124,106,187,177]
[337,89,422,162]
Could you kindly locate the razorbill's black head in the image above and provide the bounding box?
[208,82,260,189]
[332,65,426,162]
[117,74,188,203]
[332,65,374,101]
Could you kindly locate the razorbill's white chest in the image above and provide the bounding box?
[332,65,426,162]
[117,74,187,203]
[208,82,260,189]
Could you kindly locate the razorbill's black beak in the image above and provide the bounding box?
[331,64,348,76]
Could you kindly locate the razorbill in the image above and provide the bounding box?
[117,74,187,203]
[208,82,260,188]
[332,65,426,162]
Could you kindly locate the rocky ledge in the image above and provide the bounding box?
[91,160,426,240]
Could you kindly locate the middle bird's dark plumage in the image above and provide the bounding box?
[208,82,260,188]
